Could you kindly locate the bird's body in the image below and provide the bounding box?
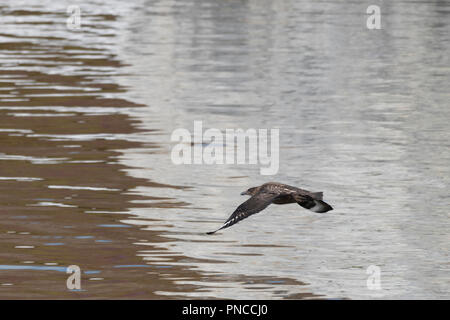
[207,182,333,234]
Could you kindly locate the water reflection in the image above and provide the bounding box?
[0,0,449,299]
[116,0,449,299]
[0,0,223,299]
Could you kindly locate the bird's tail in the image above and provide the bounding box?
[297,197,333,213]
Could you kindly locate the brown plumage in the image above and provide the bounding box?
[206,182,333,235]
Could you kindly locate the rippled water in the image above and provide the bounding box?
[0,0,449,299]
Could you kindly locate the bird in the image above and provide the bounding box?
[206,182,333,235]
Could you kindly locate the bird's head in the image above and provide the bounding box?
[240,187,258,196]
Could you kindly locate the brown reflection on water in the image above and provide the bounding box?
[0,5,315,299]
[0,7,193,299]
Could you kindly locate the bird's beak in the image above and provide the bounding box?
[240,191,248,195]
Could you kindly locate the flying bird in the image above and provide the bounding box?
[206,182,333,235]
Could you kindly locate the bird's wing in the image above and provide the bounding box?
[206,191,279,234]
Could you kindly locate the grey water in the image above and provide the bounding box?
[0,0,448,299]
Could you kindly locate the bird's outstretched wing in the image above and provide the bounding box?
[206,191,279,234]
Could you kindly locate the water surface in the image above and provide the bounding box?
[0,0,449,299]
